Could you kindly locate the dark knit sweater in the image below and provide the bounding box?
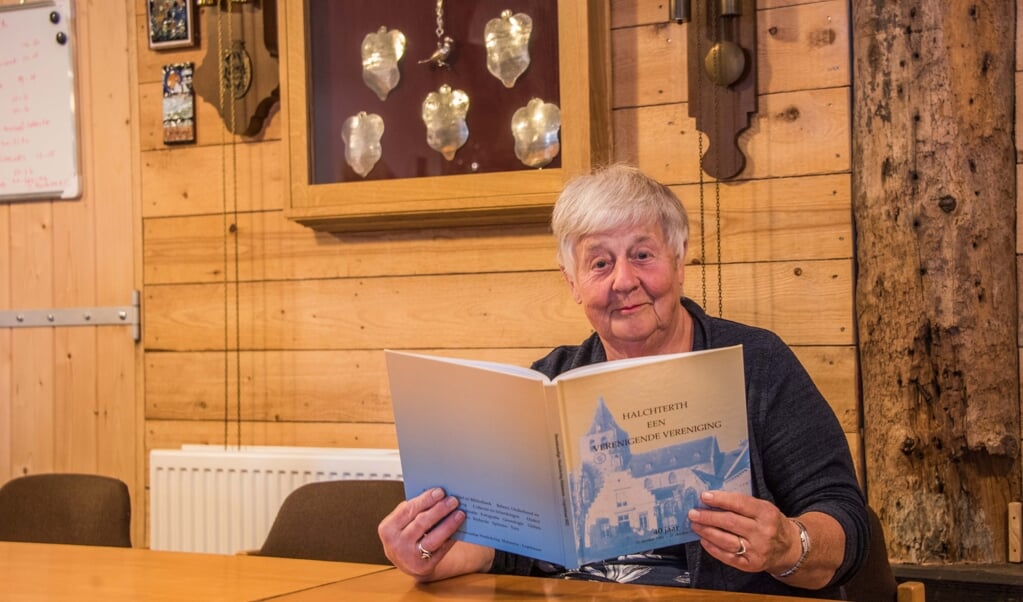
[489,298,867,599]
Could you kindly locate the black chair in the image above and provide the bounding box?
[256,479,406,564]
[0,473,132,547]
[844,506,924,602]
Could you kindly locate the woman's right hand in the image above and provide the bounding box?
[378,487,495,581]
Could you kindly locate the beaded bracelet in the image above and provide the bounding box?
[773,519,811,578]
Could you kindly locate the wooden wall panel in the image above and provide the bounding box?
[717,259,853,344]
[0,0,140,543]
[9,204,56,475]
[145,348,548,422]
[757,1,850,92]
[142,173,851,285]
[144,218,558,285]
[611,0,828,29]
[0,206,9,483]
[614,87,851,184]
[679,173,852,263]
[146,420,400,451]
[143,260,850,352]
[54,329,99,472]
[612,1,848,108]
[144,345,856,430]
[143,272,592,351]
[141,141,284,217]
[612,22,688,108]
[53,21,99,467]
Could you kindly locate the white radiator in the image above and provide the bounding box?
[149,445,403,554]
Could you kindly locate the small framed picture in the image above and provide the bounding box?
[162,62,195,144]
[147,0,195,50]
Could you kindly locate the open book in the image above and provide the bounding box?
[385,344,749,569]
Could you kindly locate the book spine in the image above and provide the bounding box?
[545,384,579,567]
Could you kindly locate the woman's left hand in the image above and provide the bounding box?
[687,490,798,575]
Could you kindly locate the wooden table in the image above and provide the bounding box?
[264,567,830,601]
[0,541,389,601]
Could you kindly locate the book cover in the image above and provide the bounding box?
[385,344,749,568]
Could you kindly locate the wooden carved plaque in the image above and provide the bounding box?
[194,0,279,137]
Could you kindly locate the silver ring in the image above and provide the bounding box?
[417,540,433,560]
[735,537,747,556]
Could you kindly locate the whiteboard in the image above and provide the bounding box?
[0,0,80,201]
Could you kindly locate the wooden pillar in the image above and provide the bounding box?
[852,1,1021,563]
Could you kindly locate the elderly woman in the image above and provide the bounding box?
[378,164,867,598]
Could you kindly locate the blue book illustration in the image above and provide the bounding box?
[386,344,749,568]
[570,397,750,560]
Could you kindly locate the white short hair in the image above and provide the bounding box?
[552,164,689,275]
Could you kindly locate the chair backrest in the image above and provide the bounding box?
[257,479,406,564]
[844,505,899,602]
[0,473,132,547]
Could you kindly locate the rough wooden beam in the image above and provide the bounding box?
[852,0,1021,563]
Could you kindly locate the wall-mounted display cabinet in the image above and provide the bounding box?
[280,0,611,231]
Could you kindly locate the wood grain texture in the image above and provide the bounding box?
[853,0,1019,563]
[0,0,140,544]
[613,86,850,184]
[9,203,55,476]
[612,1,848,108]
[146,420,400,452]
[0,204,9,483]
[143,218,559,285]
[142,173,851,286]
[144,345,856,430]
[141,140,284,217]
[143,261,850,352]
[610,0,830,29]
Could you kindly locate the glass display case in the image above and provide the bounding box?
[281,0,610,231]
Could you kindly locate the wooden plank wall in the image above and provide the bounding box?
[0,0,141,542]
[135,0,854,547]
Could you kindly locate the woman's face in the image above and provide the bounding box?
[564,223,687,359]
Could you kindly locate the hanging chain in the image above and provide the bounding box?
[227,5,242,448]
[695,1,707,311]
[421,0,454,67]
[434,0,445,40]
[216,2,243,448]
[714,158,723,317]
[217,2,230,449]
[712,4,724,318]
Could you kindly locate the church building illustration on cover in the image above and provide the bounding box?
[571,397,750,558]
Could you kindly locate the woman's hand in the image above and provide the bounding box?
[687,490,845,590]
[378,487,494,582]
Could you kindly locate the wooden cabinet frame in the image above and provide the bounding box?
[280,0,611,232]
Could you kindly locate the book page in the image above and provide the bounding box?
[388,350,549,380]
[386,351,571,564]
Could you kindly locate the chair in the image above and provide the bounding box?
[844,506,924,602]
[0,473,132,547]
[256,479,406,564]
